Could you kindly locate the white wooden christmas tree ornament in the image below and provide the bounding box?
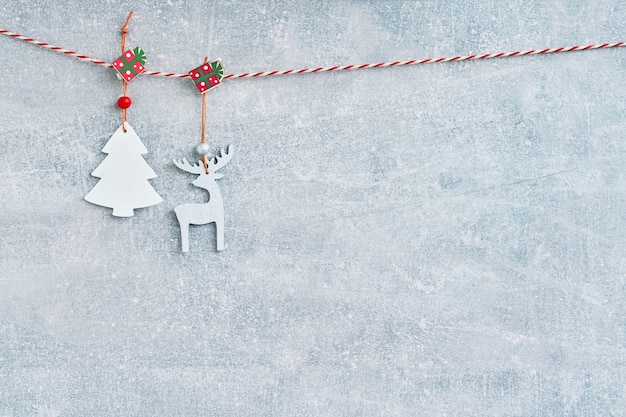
[85,122,163,217]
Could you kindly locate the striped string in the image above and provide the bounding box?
[1,29,624,80]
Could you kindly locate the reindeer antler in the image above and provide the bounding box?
[207,145,234,172]
[173,158,207,174]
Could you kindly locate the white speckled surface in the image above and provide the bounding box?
[1,1,625,415]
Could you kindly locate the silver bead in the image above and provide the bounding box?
[196,143,210,155]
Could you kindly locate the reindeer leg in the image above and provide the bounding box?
[175,210,190,253]
[215,219,226,251]
[181,223,190,252]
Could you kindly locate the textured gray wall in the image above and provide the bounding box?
[1,1,626,416]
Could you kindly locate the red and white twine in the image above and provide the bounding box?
[0,29,113,67]
[1,29,624,80]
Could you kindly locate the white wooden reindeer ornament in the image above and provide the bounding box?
[173,145,234,252]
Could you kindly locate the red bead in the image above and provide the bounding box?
[117,96,132,109]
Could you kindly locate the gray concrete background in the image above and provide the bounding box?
[1,1,625,415]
